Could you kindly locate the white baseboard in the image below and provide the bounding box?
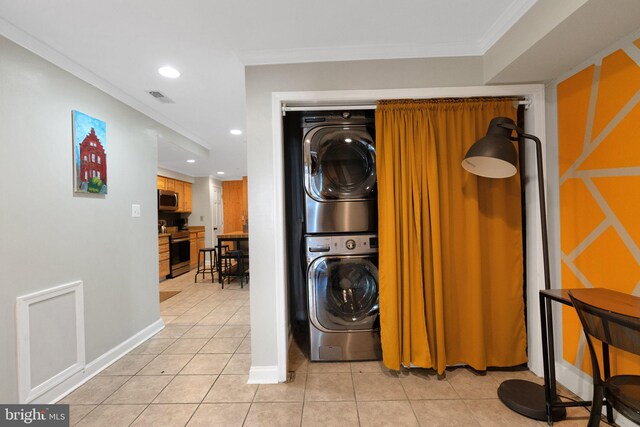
[40,318,165,404]
[247,365,279,384]
[556,361,635,427]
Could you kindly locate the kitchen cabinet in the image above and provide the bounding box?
[159,235,170,278]
[197,231,205,252]
[189,229,206,269]
[156,176,192,213]
[174,180,184,212]
[189,231,198,268]
[183,182,192,212]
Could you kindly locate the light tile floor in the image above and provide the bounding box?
[60,272,593,426]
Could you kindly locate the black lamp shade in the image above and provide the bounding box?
[462,117,518,178]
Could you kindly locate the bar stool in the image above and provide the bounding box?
[194,247,216,283]
[217,244,230,269]
[221,249,246,289]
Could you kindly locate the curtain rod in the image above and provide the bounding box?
[282,98,531,115]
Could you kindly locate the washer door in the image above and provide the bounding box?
[309,255,379,331]
[304,126,376,201]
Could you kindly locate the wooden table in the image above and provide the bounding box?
[568,288,640,318]
[217,231,249,284]
[539,288,640,424]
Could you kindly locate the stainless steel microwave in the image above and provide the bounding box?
[158,190,179,211]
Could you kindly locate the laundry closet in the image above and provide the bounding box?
[283,110,381,362]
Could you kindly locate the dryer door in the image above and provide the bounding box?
[304,125,376,201]
[309,255,379,331]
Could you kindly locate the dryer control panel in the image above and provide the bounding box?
[306,234,378,261]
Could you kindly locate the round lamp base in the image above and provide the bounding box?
[497,379,567,422]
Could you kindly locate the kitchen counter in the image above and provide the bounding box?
[188,226,205,232]
[158,233,171,238]
[218,231,248,239]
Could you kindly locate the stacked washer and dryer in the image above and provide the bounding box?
[300,111,382,361]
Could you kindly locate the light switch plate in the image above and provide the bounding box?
[132,204,141,217]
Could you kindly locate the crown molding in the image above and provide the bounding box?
[0,16,210,151]
[477,0,539,53]
[238,40,481,66]
[239,0,538,67]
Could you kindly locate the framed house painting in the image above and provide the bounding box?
[73,110,107,194]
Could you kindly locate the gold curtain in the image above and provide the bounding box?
[376,98,527,374]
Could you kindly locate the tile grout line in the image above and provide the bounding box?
[238,313,254,426]
[183,402,201,427]
[86,274,249,425]
[70,404,96,426]
[126,402,150,427]
[394,370,420,424]
[346,367,363,426]
[300,360,309,426]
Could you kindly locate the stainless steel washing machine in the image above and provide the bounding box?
[302,112,377,234]
[305,234,381,361]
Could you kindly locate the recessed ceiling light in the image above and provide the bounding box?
[230,129,243,135]
[217,171,225,175]
[158,66,180,79]
[186,159,195,163]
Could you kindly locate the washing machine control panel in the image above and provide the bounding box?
[306,234,378,260]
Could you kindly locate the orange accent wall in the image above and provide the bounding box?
[557,65,594,176]
[559,178,605,255]
[557,43,640,377]
[578,102,640,171]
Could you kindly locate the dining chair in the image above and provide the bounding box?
[569,291,640,426]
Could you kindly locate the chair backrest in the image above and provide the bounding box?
[569,292,640,357]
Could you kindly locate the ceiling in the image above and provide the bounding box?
[0,0,537,180]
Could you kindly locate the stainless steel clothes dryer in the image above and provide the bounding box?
[305,234,381,361]
[302,112,377,233]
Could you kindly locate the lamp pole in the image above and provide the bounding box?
[498,126,565,422]
[463,117,566,422]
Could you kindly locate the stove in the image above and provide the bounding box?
[169,231,191,277]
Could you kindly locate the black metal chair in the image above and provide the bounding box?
[220,249,248,289]
[569,291,640,426]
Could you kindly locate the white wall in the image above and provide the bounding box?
[483,0,589,82]
[190,176,222,248]
[0,35,198,403]
[190,177,211,233]
[244,57,485,378]
[484,0,640,83]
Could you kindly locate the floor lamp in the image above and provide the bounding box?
[461,117,566,422]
